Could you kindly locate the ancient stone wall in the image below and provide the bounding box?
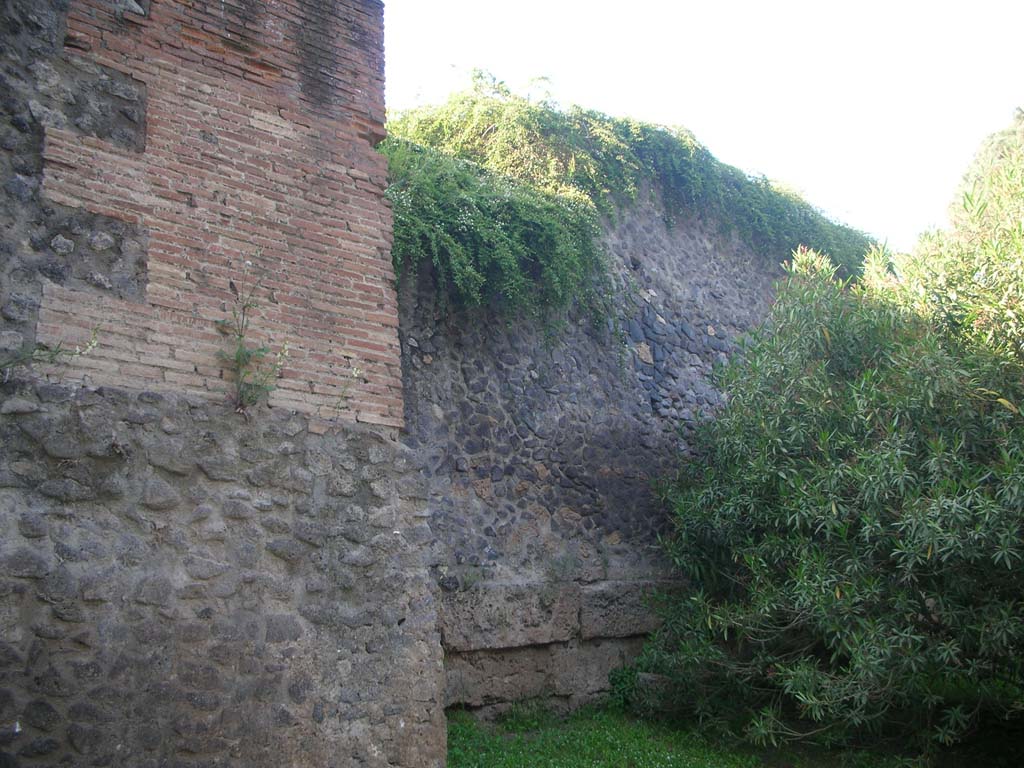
[0,383,444,767]
[399,195,778,715]
[2,2,448,766]
[2,0,784,760]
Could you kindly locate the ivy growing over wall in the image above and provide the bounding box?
[384,73,873,316]
[382,137,607,317]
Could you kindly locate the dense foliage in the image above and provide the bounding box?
[385,73,872,313]
[640,249,1024,748]
[637,114,1024,754]
[381,137,606,316]
[887,111,1024,364]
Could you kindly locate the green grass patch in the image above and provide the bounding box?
[447,707,908,768]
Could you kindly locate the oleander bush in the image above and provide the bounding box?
[886,111,1024,365]
[635,112,1024,753]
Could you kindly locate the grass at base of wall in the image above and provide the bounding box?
[447,707,911,768]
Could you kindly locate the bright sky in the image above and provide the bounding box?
[383,0,1022,253]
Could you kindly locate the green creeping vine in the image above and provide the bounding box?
[382,135,609,319]
[384,72,873,319]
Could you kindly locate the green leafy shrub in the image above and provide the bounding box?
[885,110,1024,364]
[382,136,607,317]
[640,248,1024,749]
[388,72,873,282]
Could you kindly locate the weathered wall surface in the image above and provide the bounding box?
[2,0,401,426]
[2,0,782,758]
[2,2,447,766]
[400,197,777,715]
[0,383,444,767]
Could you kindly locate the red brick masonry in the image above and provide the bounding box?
[38,0,402,427]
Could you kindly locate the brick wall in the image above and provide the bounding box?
[36,0,402,427]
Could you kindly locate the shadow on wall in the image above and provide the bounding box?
[397,193,778,712]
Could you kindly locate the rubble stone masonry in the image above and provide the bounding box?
[2,2,445,767]
[1,0,782,763]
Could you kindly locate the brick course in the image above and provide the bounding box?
[37,0,401,427]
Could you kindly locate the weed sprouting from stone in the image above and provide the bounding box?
[216,263,288,413]
[0,328,98,383]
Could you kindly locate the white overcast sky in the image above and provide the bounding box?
[383,0,1022,253]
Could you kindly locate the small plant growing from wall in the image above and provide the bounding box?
[314,364,365,420]
[216,263,288,412]
[1,329,99,383]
